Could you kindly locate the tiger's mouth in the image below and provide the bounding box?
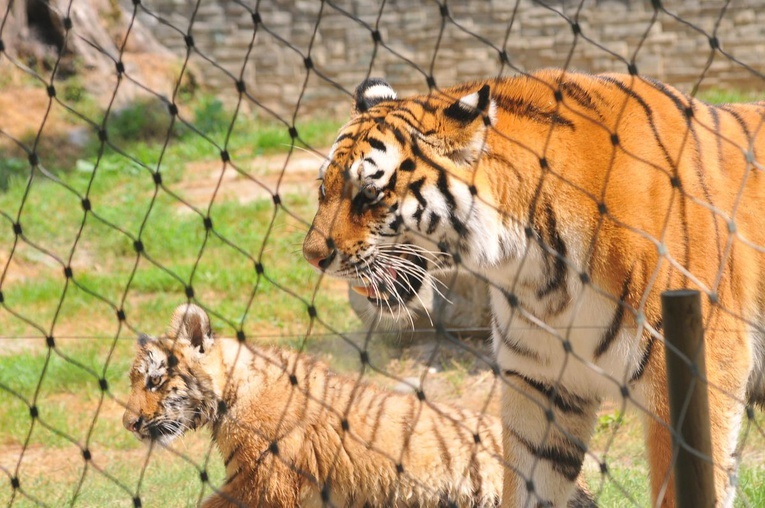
[131,417,188,446]
[350,251,427,308]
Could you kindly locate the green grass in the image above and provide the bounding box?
[585,408,765,507]
[738,467,765,507]
[0,91,356,432]
[0,342,136,450]
[2,85,765,506]
[697,88,764,105]
[0,431,227,508]
[0,91,361,505]
[0,90,349,335]
[0,190,353,338]
[586,464,765,507]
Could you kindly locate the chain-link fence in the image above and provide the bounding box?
[1,0,764,506]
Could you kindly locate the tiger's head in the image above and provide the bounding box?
[122,304,219,446]
[303,78,510,321]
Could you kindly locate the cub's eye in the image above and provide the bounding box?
[147,375,164,390]
[361,183,382,203]
[319,182,326,199]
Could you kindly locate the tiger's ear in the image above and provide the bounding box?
[352,78,397,116]
[444,84,493,124]
[168,303,214,354]
[430,84,496,165]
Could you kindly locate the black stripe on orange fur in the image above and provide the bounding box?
[594,270,633,359]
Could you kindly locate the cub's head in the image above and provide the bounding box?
[122,304,219,445]
[303,78,497,320]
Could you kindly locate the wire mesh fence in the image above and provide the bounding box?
[0,0,764,506]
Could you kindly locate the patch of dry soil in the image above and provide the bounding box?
[172,148,324,211]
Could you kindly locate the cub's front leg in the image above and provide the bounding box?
[200,461,302,508]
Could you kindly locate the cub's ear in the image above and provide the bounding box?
[352,78,397,116]
[169,303,214,354]
[136,333,156,349]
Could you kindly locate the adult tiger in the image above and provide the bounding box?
[302,70,765,507]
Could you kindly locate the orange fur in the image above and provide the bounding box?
[303,70,765,507]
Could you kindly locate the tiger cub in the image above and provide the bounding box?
[302,71,765,507]
[122,303,596,507]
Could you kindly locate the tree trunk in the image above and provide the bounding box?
[0,0,171,76]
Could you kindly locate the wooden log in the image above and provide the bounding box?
[661,289,716,508]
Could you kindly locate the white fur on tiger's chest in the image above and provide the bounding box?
[485,245,649,403]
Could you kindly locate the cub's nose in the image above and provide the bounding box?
[122,411,143,433]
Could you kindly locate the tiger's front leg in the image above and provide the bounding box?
[500,372,600,507]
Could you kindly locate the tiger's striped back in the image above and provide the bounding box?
[303,69,765,507]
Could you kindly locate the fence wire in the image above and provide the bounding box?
[0,0,764,507]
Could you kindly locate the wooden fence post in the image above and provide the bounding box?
[661,289,716,508]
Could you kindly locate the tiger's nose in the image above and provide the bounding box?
[305,247,337,270]
[303,228,336,270]
[123,412,143,433]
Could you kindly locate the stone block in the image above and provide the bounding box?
[146,1,763,133]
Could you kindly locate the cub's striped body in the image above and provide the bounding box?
[303,70,765,506]
[126,305,598,507]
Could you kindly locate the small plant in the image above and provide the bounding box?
[191,95,233,135]
[62,79,86,103]
[597,410,625,432]
[0,157,29,191]
[106,98,176,144]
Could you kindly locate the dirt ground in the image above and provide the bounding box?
[177,149,323,210]
[5,74,763,506]
[0,83,498,492]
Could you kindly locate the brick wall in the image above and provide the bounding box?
[135,0,765,117]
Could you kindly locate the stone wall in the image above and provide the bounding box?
[135,0,765,117]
